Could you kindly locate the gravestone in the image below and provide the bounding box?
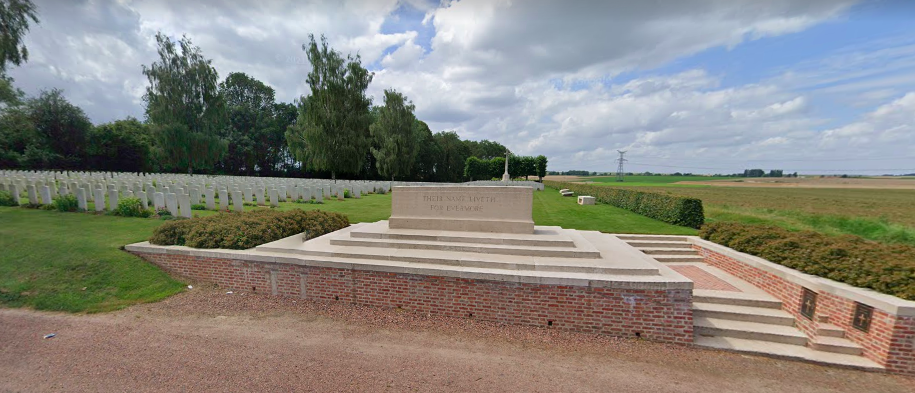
[153,192,165,211]
[27,185,39,205]
[108,190,119,211]
[231,190,244,212]
[278,186,287,202]
[138,191,148,210]
[269,188,279,207]
[39,185,52,205]
[8,184,19,206]
[254,187,265,206]
[218,189,229,211]
[178,193,192,218]
[93,188,105,212]
[76,188,88,211]
[165,193,179,216]
[204,188,215,210]
[315,188,323,203]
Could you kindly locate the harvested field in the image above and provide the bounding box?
[678,177,915,189]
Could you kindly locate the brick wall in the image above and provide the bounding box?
[694,245,915,376]
[133,252,694,345]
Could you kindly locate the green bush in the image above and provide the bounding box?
[115,197,152,218]
[700,222,915,300]
[191,204,206,210]
[54,194,80,212]
[0,190,19,206]
[149,209,350,250]
[343,189,351,198]
[543,181,705,228]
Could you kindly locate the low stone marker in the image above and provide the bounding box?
[108,189,119,211]
[27,185,39,205]
[39,185,52,205]
[138,191,148,209]
[315,188,323,203]
[255,187,265,206]
[153,192,165,211]
[577,196,595,205]
[204,188,215,210]
[8,184,19,206]
[218,189,229,211]
[269,188,279,207]
[231,190,244,212]
[559,188,574,197]
[165,193,178,216]
[76,188,88,211]
[94,188,105,212]
[178,193,192,218]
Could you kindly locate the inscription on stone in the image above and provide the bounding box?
[389,186,534,234]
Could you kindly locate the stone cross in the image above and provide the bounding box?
[501,150,511,182]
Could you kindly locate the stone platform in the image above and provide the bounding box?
[255,220,690,287]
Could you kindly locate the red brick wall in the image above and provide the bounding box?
[694,245,915,376]
[134,252,694,345]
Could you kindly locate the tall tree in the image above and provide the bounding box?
[433,131,470,182]
[142,32,226,174]
[0,0,38,106]
[370,89,419,181]
[410,120,438,181]
[28,89,91,169]
[535,155,548,181]
[218,72,279,175]
[285,34,373,181]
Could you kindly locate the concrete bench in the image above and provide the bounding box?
[561,191,574,197]
[577,196,595,205]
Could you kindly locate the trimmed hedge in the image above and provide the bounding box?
[700,222,915,300]
[149,209,350,250]
[544,180,704,228]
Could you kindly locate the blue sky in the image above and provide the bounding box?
[9,0,915,174]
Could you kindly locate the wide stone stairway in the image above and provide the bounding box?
[620,234,883,371]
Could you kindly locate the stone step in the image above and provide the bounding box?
[694,317,808,346]
[626,240,692,249]
[349,229,575,248]
[616,235,690,242]
[816,323,846,338]
[809,336,864,356]
[639,247,699,256]
[649,255,706,263]
[694,336,883,371]
[329,237,602,259]
[693,290,783,309]
[693,302,796,326]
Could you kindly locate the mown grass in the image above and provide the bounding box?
[1,188,697,313]
[0,208,185,313]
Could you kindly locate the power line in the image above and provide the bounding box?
[616,150,627,182]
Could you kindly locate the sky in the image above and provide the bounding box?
[7,0,915,174]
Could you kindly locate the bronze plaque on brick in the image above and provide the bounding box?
[800,288,817,320]
[852,302,873,333]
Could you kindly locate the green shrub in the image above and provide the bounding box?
[700,222,915,300]
[191,204,206,210]
[149,209,350,250]
[41,204,56,211]
[114,197,152,218]
[0,190,19,206]
[54,194,80,212]
[343,189,351,198]
[543,181,705,228]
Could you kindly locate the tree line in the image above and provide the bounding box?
[0,3,547,181]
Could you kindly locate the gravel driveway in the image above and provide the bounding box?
[2,286,913,392]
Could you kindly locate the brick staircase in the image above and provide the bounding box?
[619,234,882,371]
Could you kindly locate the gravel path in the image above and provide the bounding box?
[2,286,913,392]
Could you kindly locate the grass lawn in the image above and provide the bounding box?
[0,207,185,313]
[0,188,697,313]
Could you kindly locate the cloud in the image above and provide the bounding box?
[10,0,914,174]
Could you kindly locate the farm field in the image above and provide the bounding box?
[0,189,693,312]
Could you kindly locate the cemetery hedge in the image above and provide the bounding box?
[150,209,350,250]
[543,181,704,228]
[700,222,915,300]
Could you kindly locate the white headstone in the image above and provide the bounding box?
[108,190,119,211]
[27,185,39,205]
[76,188,88,211]
[94,188,105,212]
[218,189,229,211]
[269,188,279,207]
[178,193,192,218]
[165,193,178,216]
[138,191,148,210]
[204,188,215,210]
[153,192,165,211]
[39,185,52,205]
[254,187,265,206]
[231,190,244,212]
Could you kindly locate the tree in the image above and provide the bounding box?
[86,117,154,172]
[410,120,438,181]
[218,72,281,176]
[0,104,36,167]
[28,89,91,169]
[464,156,488,181]
[535,155,547,181]
[0,0,38,107]
[142,32,226,174]
[285,34,373,181]
[370,89,419,181]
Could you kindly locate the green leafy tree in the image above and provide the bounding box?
[535,155,548,181]
[87,117,154,172]
[142,32,226,174]
[0,0,38,106]
[286,34,373,181]
[27,89,91,169]
[410,120,438,181]
[433,131,470,182]
[370,89,419,181]
[218,72,282,176]
[0,105,36,167]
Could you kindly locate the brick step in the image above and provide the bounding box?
[693,290,783,309]
[649,255,706,263]
[694,336,883,371]
[816,323,846,338]
[694,317,808,345]
[639,247,699,256]
[625,240,692,249]
[809,336,864,356]
[693,302,795,326]
[615,235,690,242]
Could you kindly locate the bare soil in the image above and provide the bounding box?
[2,286,913,393]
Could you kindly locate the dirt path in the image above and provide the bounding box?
[2,287,913,392]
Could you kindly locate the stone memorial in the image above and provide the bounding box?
[388,186,535,234]
[108,189,119,211]
[39,185,52,205]
[231,190,244,212]
[153,192,165,211]
[76,188,88,211]
[218,189,229,210]
[165,193,178,216]
[94,188,105,212]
